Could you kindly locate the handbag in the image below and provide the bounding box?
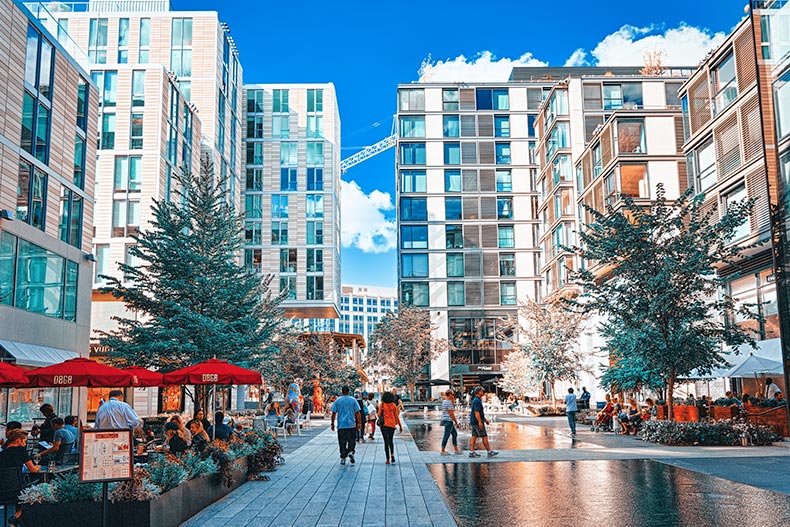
[377,413,384,427]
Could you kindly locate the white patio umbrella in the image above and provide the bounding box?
[724,353,783,378]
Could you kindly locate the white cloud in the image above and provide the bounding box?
[570,24,727,67]
[340,180,396,254]
[418,51,547,83]
[564,48,588,67]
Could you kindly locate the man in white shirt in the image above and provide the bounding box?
[765,378,782,400]
[95,390,142,430]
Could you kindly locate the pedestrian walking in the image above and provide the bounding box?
[378,391,401,464]
[366,393,378,440]
[468,386,498,458]
[440,389,461,455]
[565,387,578,437]
[355,393,367,443]
[330,386,361,465]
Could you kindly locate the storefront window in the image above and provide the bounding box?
[7,387,72,423]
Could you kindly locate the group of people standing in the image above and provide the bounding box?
[330,387,402,465]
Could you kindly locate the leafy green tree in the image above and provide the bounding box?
[570,184,760,420]
[100,156,285,405]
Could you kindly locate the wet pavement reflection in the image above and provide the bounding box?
[428,460,790,527]
[409,420,595,451]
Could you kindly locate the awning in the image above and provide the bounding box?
[0,339,79,368]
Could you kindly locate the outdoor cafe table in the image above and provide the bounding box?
[23,463,78,483]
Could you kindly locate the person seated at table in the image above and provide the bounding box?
[168,415,191,444]
[0,429,40,527]
[1,421,23,450]
[162,422,188,455]
[282,405,297,435]
[723,391,741,406]
[642,398,658,422]
[623,399,642,435]
[63,416,80,450]
[187,419,210,452]
[684,394,696,406]
[29,425,40,439]
[38,417,74,464]
[207,412,233,441]
[193,409,211,433]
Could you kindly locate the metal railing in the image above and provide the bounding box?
[24,1,170,13]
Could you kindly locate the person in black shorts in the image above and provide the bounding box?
[468,386,498,458]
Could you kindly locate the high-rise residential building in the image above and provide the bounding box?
[335,284,397,341]
[0,0,98,422]
[243,84,341,319]
[395,81,553,392]
[679,4,789,401]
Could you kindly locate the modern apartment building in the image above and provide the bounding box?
[243,84,341,319]
[395,81,553,391]
[0,0,98,422]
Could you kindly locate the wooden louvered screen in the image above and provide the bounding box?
[481,225,498,248]
[463,225,480,248]
[698,196,719,224]
[461,116,477,137]
[480,197,497,219]
[689,77,712,134]
[600,127,613,167]
[483,282,500,306]
[581,152,592,190]
[464,253,482,277]
[460,89,476,111]
[715,114,741,178]
[479,169,496,191]
[461,143,477,164]
[735,30,757,92]
[479,142,495,164]
[740,96,762,162]
[677,160,689,191]
[465,281,482,306]
[478,114,494,137]
[674,116,685,153]
[462,170,478,191]
[746,166,771,233]
[483,253,499,276]
[463,197,479,219]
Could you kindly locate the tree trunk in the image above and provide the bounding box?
[408,381,415,403]
[551,381,557,408]
[667,370,676,422]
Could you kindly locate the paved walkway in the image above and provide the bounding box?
[182,423,457,527]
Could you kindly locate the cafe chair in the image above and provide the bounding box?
[54,442,75,465]
[0,467,24,527]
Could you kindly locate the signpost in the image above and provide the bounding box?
[79,429,134,527]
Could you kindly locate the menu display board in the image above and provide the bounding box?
[79,429,133,483]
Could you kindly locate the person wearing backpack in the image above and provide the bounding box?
[366,393,378,440]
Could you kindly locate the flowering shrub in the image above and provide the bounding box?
[640,418,780,446]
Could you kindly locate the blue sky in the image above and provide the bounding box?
[174,0,747,288]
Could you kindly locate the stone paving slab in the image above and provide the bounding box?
[182,423,458,527]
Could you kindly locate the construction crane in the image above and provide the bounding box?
[340,117,397,173]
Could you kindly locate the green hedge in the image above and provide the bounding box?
[640,419,780,446]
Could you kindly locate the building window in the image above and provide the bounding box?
[446,253,464,277]
[246,169,262,191]
[270,115,289,139]
[112,198,140,237]
[495,143,511,164]
[88,18,108,63]
[118,18,129,63]
[476,89,509,110]
[246,115,263,139]
[445,197,462,220]
[101,113,116,150]
[76,78,89,132]
[273,89,289,112]
[401,225,428,249]
[245,143,262,165]
[279,276,296,299]
[307,194,324,219]
[93,244,109,285]
[500,282,517,305]
[74,135,86,188]
[400,143,426,165]
[446,225,463,249]
[547,123,569,161]
[688,138,717,193]
[114,156,142,192]
[723,184,749,240]
[132,70,145,107]
[280,142,298,166]
[307,248,323,272]
[307,115,323,138]
[402,254,428,278]
[553,155,572,185]
[494,116,510,137]
[170,18,193,77]
[616,119,646,154]
[443,115,460,137]
[448,282,465,306]
[279,248,297,273]
[307,89,323,112]
[139,18,150,63]
[400,116,425,138]
[443,88,459,110]
[307,142,324,165]
[245,222,262,245]
[244,195,262,219]
[307,276,324,300]
[444,143,461,165]
[555,188,573,217]
[603,83,643,110]
[402,282,429,306]
[307,168,324,191]
[713,52,737,115]
[16,161,46,231]
[130,113,144,149]
[497,197,513,219]
[620,164,648,198]
[498,225,515,248]
[445,170,461,192]
[401,197,427,221]
[499,253,515,276]
[271,221,289,245]
[775,69,790,139]
[22,26,54,163]
[399,89,424,111]
[272,194,289,219]
[306,221,324,245]
[401,170,426,193]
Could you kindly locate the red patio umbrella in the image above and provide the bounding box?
[161,359,262,386]
[25,357,134,387]
[0,361,29,387]
[123,366,164,387]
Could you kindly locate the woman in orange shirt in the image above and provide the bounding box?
[378,391,402,464]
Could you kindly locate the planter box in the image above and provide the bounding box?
[22,459,248,527]
[747,407,789,438]
[709,405,739,421]
[672,405,699,422]
[657,405,668,420]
